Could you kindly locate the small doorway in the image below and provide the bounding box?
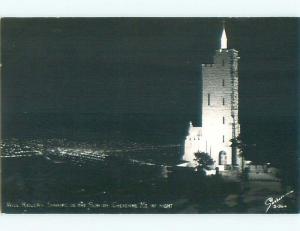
[219,151,227,165]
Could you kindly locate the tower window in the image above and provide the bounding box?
[222,98,225,105]
[222,59,225,66]
[223,117,225,124]
[208,93,210,105]
[223,135,225,143]
[222,79,225,86]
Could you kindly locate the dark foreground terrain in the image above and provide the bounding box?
[1,138,297,213]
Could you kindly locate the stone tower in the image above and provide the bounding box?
[183,25,241,170]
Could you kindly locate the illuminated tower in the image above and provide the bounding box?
[183,25,241,170]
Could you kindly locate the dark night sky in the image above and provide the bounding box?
[1,18,299,121]
[1,17,299,171]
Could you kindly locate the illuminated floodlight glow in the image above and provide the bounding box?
[183,24,241,170]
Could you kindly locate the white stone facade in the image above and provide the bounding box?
[183,28,241,169]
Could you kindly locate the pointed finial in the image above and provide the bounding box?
[220,21,227,50]
[189,121,193,127]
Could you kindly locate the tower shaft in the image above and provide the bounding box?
[183,25,241,170]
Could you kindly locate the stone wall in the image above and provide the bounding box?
[201,49,240,166]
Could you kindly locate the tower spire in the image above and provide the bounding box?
[220,21,227,50]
